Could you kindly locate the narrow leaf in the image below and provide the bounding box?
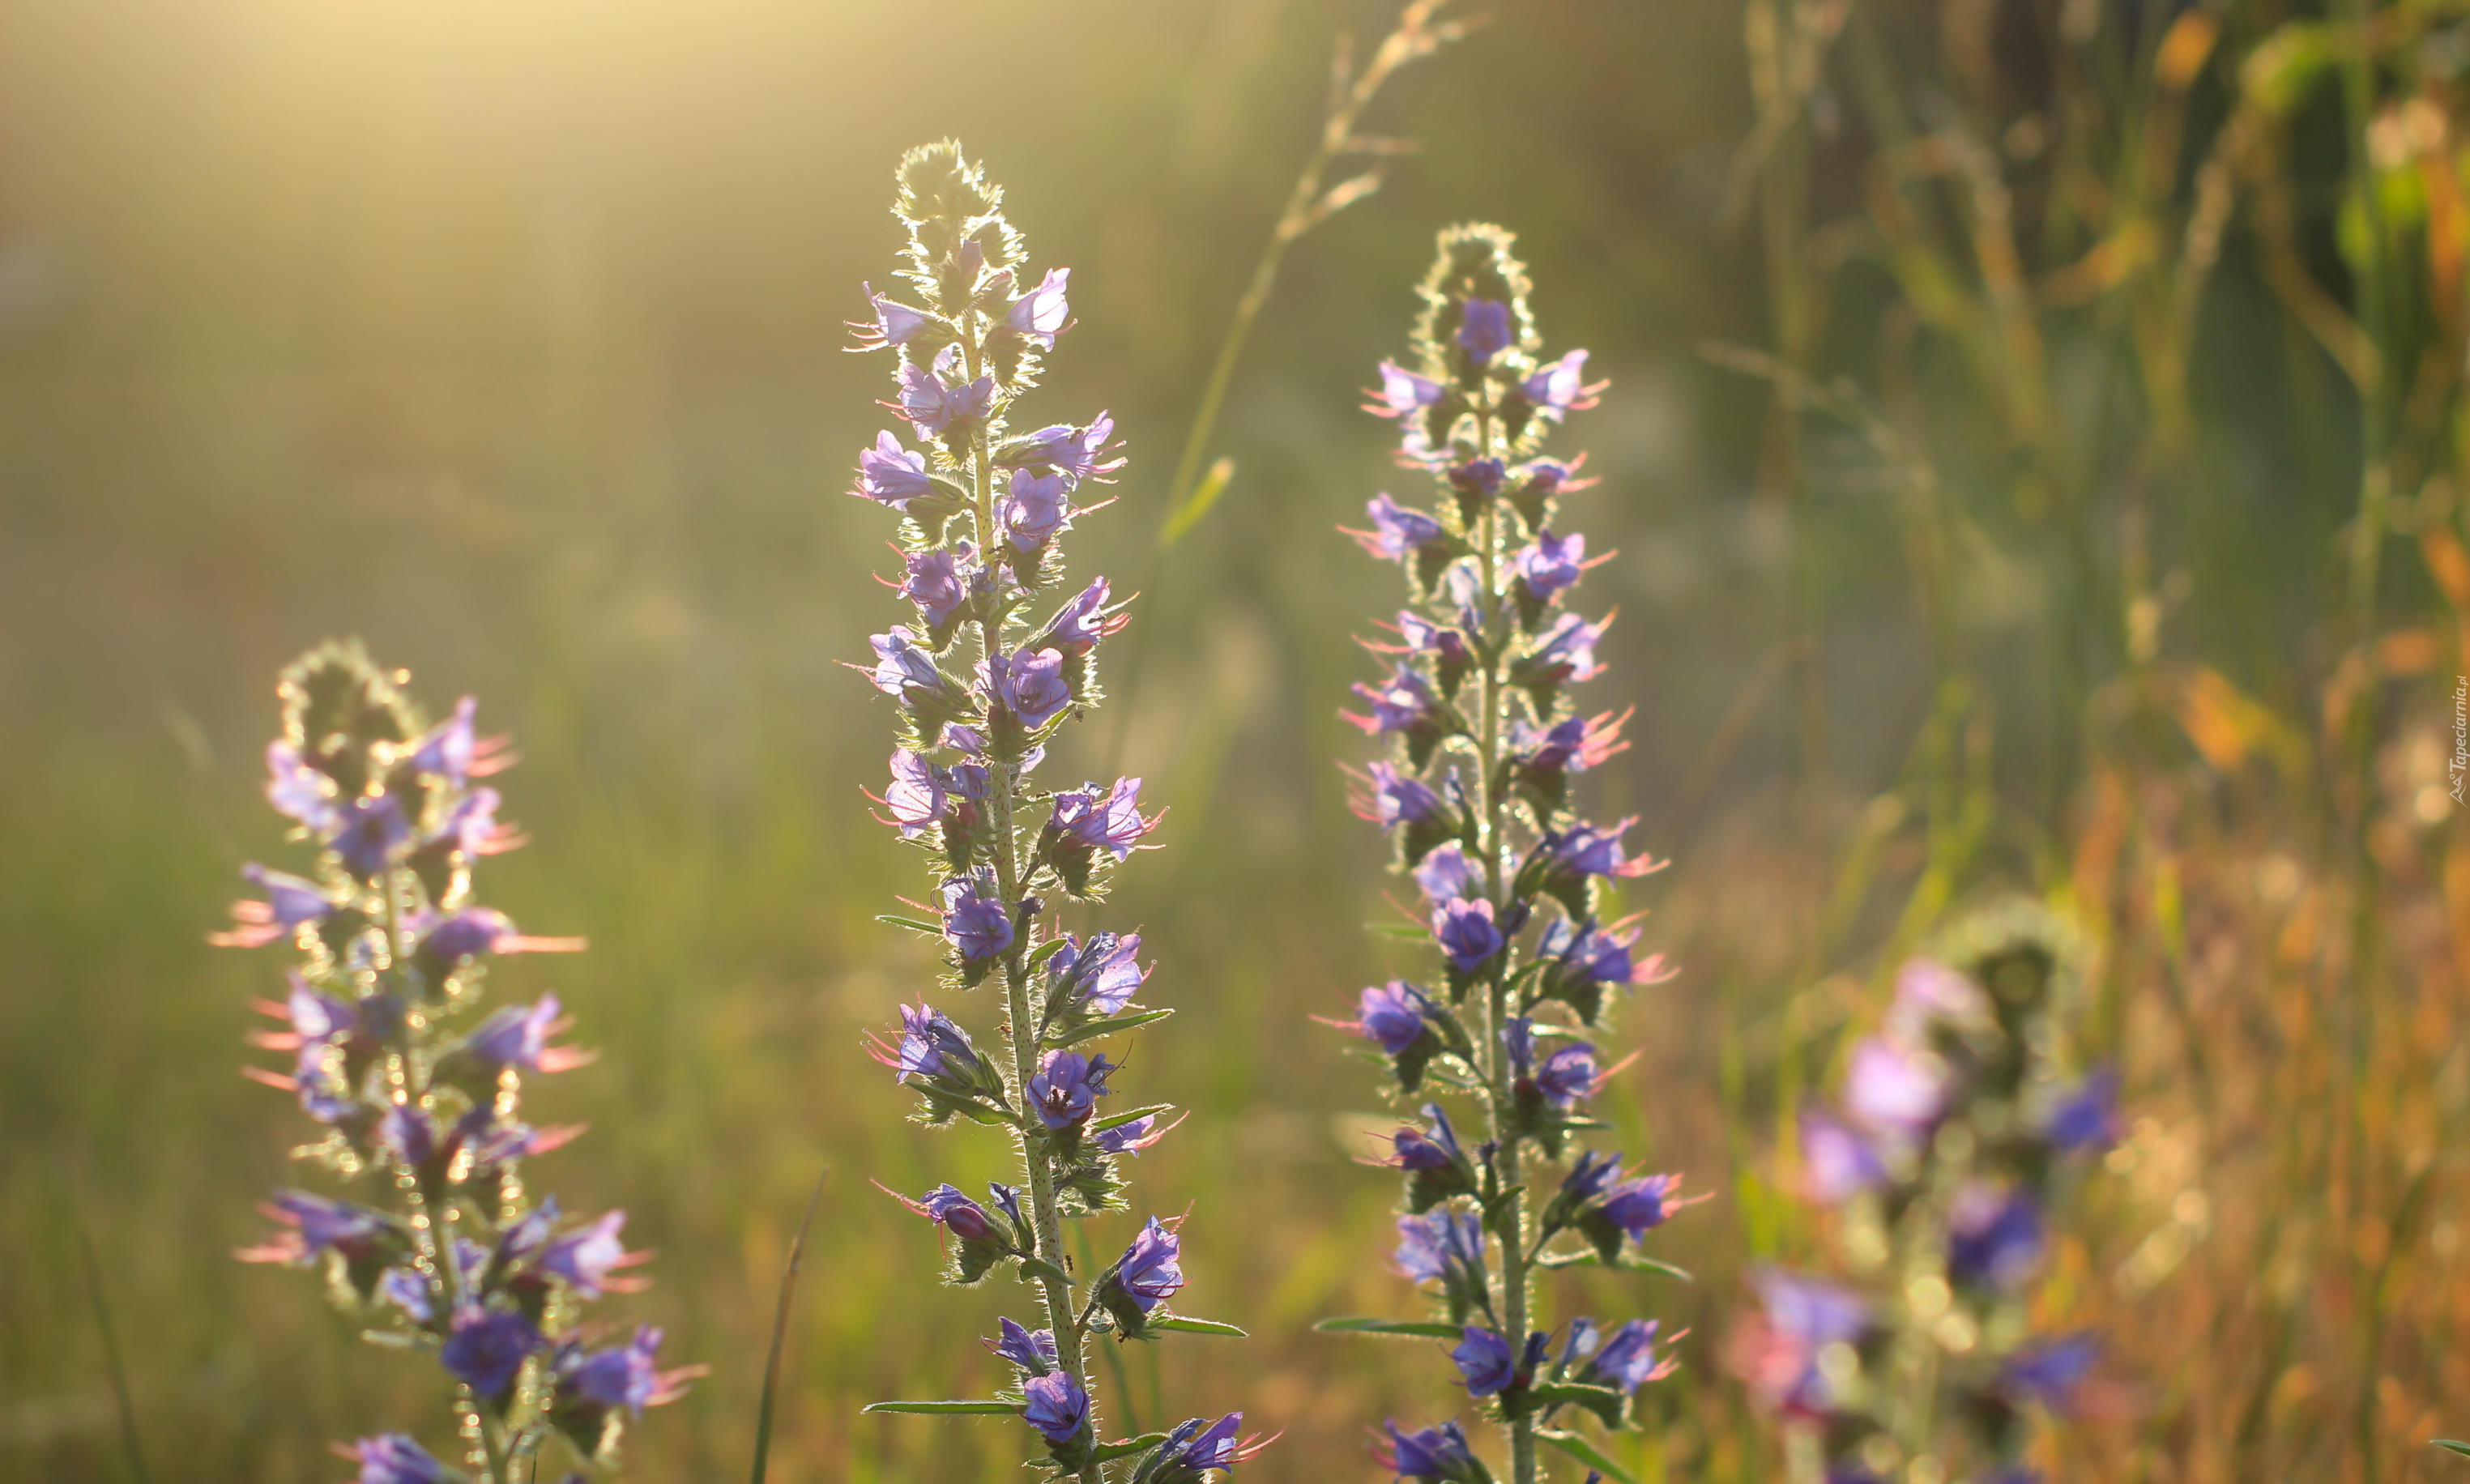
[1094,1433,1171,1462]
[1365,922,1432,940]
[875,914,943,935]
[1160,456,1236,548]
[1045,1009,1174,1049]
[751,1168,828,1484]
[2435,1439,2470,1457]
[1537,1250,1694,1281]
[1538,1428,1637,1484]
[863,1400,1019,1416]
[1017,1257,1070,1286]
[1094,1103,1176,1132]
[1313,1316,1461,1340]
[1150,1315,1248,1337]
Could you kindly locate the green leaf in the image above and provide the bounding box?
[1150,1315,1248,1337]
[1094,1433,1171,1462]
[1365,922,1431,940]
[1537,1249,1694,1281]
[1025,937,1072,968]
[1017,1257,1070,1286]
[863,1400,1017,1415]
[1044,1009,1175,1050]
[875,915,943,936]
[1527,1382,1627,1431]
[1537,1428,1637,1484]
[1313,1316,1461,1340]
[2435,1439,2470,1457]
[1160,456,1237,548]
[1094,1102,1175,1132]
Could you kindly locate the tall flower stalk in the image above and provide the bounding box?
[214,641,695,1484]
[1317,226,1691,1484]
[1738,906,2116,1484]
[847,141,1266,1484]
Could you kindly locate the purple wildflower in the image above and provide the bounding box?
[1347,494,1448,562]
[1738,1269,1871,1415]
[879,750,950,838]
[940,875,1016,962]
[341,1434,453,1484]
[895,345,996,435]
[849,283,933,350]
[990,1316,1060,1374]
[378,1104,435,1165]
[899,548,970,626]
[2046,1067,2122,1154]
[1456,299,1513,362]
[901,1183,1006,1245]
[994,647,1073,728]
[1535,1040,1599,1107]
[1841,1037,1947,1139]
[1512,529,1586,599]
[1002,415,1123,481]
[260,1190,391,1263]
[539,1210,634,1298]
[1028,1050,1117,1130]
[1349,981,1432,1055]
[1512,710,1629,777]
[1392,1209,1483,1284]
[441,1306,543,1396]
[1517,610,1609,687]
[1005,267,1071,348]
[1343,665,1444,739]
[1535,817,1666,883]
[1002,469,1073,553]
[867,1002,979,1083]
[1379,1419,1476,1480]
[1599,1172,1691,1239]
[1433,897,1504,973]
[1561,1149,1624,1204]
[1798,1107,1887,1204]
[1365,361,1447,418]
[1351,761,1444,830]
[854,430,934,507]
[1451,1326,1518,1397]
[1115,1215,1184,1311]
[1168,1413,1251,1471]
[1586,1318,1677,1391]
[2003,1332,2098,1405]
[1021,1371,1090,1447]
[331,794,411,878]
[1094,1114,1174,1156]
[1448,457,1507,501]
[1051,931,1148,1015]
[1039,578,1128,655]
[1413,842,1482,902]
[1052,777,1158,860]
[1388,1104,1465,1170]
[1947,1184,2046,1290]
[1518,349,1602,419]
[868,627,953,705]
[465,993,590,1074]
[563,1324,691,1414]
[1395,611,1473,666]
[1537,916,1673,996]
[265,742,340,834]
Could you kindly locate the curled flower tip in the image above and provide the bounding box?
[1346,761,1444,831]
[884,1181,1010,1246]
[1583,1317,1683,1391]
[1004,267,1072,349]
[1037,577,1131,655]
[463,992,597,1074]
[847,282,934,351]
[1363,360,1445,418]
[207,864,340,949]
[852,429,934,508]
[1052,776,1162,861]
[1598,1171,1709,1239]
[865,1002,979,1082]
[333,1432,454,1484]
[1314,980,1434,1055]
[987,1316,1060,1374]
[1161,1412,1278,1473]
[1517,349,1606,420]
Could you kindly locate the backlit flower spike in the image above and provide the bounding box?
[214,641,682,1480]
[849,139,1239,1481]
[1740,910,2109,1476]
[1325,224,1688,1480]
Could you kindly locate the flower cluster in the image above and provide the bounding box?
[215,642,694,1484]
[1735,906,2116,1483]
[850,142,1265,1483]
[1320,225,1687,1484]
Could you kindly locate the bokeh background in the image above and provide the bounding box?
[4,0,2466,1480]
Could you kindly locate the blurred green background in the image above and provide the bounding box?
[4,0,2464,1480]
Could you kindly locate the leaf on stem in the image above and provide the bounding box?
[1538,1427,1638,1484]
[863,1400,1020,1416]
[1149,1316,1248,1337]
[1312,1316,1462,1340]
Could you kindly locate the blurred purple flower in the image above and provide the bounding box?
[1433,898,1504,973]
[1346,494,1449,562]
[1451,1326,1517,1397]
[1413,842,1482,902]
[1518,350,1602,420]
[849,283,933,350]
[1378,1419,1475,1480]
[1947,1184,2045,1290]
[1841,1037,1946,1139]
[1005,267,1071,348]
[1797,1107,1887,1204]
[855,430,934,508]
[1512,530,1586,600]
[1456,299,1513,362]
[1365,361,1447,418]
[341,1434,452,1484]
[1351,761,1444,831]
[441,1306,543,1397]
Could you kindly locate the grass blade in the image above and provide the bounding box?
[749,1167,828,1484]
[863,1400,1020,1415]
[1312,1316,1461,1339]
[1538,1427,1636,1484]
[75,1213,148,1484]
[1148,1315,1248,1337]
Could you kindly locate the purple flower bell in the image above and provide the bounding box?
[559,1324,690,1415]
[1048,931,1148,1015]
[1038,578,1129,655]
[1450,1325,1518,1397]
[1456,299,1513,362]
[1379,1419,1476,1480]
[855,430,934,508]
[441,1305,544,1397]
[1028,1050,1117,1130]
[1002,470,1073,553]
[1021,1371,1090,1447]
[1349,981,1434,1055]
[1585,1318,1677,1391]
[989,1316,1060,1374]
[1433,897,1504,973]
[878,749,952,838]
[895,345,996,435]
[1347,494,1449,562]
[899,548,971,628]
[994,647,1073,729]
[1114,1215,1185,1311]
[1005,267,1072,348]
[1352,761,1444,831]
[1051,776,1158,861]
[1517,349,1601,420]
[940,874,1017,963]
[1946,1183,2046,1290]
[342,1434,453,1484]
[1512,529,1586,601]
[539,1210,637,1298]
[1365,360,1447,419]
[849,283,933,351]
